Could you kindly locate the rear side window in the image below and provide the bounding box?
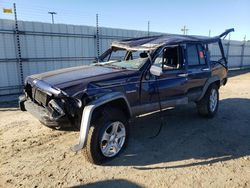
[197,44,206,65]
[187,44,206,66]
[187,45,199,66]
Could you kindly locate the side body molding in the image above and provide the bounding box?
[71,92,131,152]
[197,76,220,101]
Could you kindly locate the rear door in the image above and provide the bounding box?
[186,43,211,99]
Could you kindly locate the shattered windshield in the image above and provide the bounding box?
[96,48,149,70]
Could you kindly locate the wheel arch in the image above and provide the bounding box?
[93,98,131,120]
[198,76,221,101]
[71,92,132,152]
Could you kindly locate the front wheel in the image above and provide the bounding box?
[83,108,129,164]
[197,84,219,118]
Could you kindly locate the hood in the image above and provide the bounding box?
[28,65,134,96]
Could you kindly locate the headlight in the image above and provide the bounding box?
[72,98,82,108]
[48,99,65,117]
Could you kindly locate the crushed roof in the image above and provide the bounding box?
[111,28,234,51]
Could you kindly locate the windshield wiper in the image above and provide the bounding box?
[94,62,126,69]
[107,64,127,70]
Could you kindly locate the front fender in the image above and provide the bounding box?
[71,92,131,152]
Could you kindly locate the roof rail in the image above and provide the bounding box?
[219,28,235,39]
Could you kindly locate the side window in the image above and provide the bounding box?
[197,44,206,65]
[187,45,199,66]
[154,56,162,67]
[153,46,183,70]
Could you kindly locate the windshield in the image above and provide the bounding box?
[96,48,149,70]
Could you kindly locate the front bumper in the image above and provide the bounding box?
[20,97,70,128]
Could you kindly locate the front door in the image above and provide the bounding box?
[140,46,188,109]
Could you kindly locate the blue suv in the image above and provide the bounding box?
[19,28,234,164]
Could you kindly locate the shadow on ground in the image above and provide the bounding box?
[0,100,18,111]
[228,68,250,78]
[73,179,141,188]
[105,98,250,168]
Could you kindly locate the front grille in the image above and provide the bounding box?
[25,83,49,107]
[35,89,48,106]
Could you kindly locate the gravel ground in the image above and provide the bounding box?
[0,70,250,188]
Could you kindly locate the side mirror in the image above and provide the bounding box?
[150,65,163,77]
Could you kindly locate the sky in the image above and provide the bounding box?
[0,0,249,41]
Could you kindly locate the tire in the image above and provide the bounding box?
[19,95,26,111]
[197,84,219,118]
[84,107,129,165]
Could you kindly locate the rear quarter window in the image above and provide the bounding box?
[197,44,206,65]
[187,45,199,66]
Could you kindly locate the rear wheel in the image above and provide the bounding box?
[197,84,219,118]
[84,107,129,164]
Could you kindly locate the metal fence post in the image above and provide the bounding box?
[96,14,100,60]
[147,21,150,37]
[226,41,230,61]
[13,3,24,86]
[240,41,246,69]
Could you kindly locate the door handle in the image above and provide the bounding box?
[178,73,188,77]
[201,67,210,71]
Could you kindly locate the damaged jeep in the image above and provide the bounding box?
[19,28,234,164]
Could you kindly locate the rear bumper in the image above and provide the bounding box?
[20,96,70,127]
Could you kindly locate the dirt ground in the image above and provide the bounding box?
[0,70,250,188]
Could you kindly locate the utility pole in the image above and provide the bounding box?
[243,35,246,42]
[225,33,231,60]
[13,3,24,85]
[208,29,211,37]
[181,25,189,35]
[147,21,150,36]
[240,35,247,69]
[48,11,57,24]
